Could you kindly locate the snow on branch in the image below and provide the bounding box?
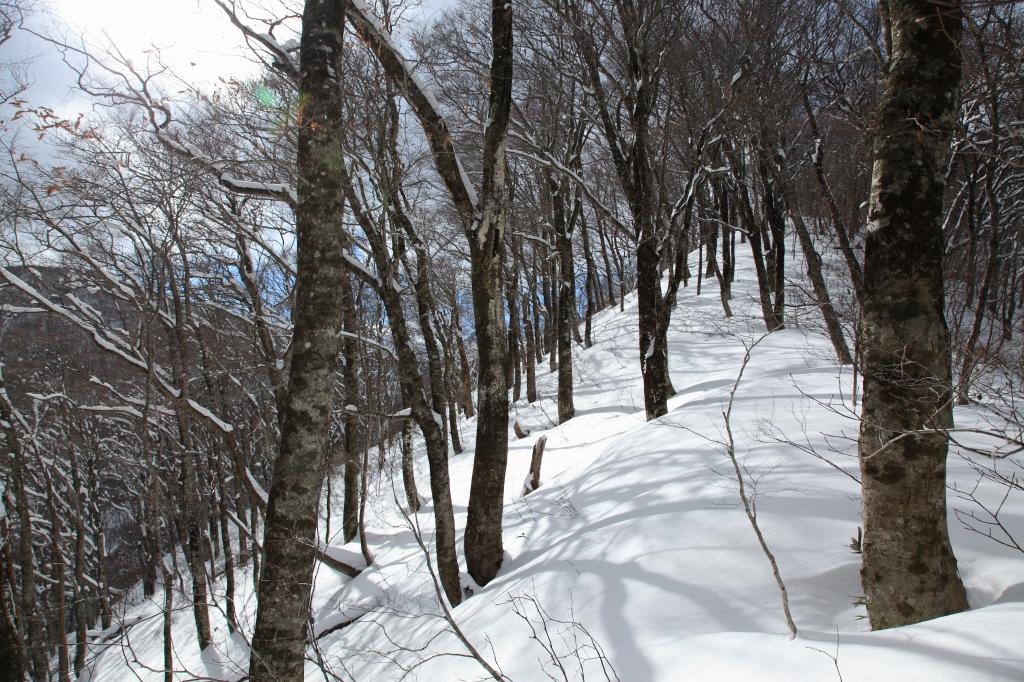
[0,267,149,373]
[212,0,299,80]
[345,0,479,225]
[157,132,298,207]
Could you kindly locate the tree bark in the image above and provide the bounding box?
[348,0,513,588]
[551,173,576,423]
[248,0,347,677]
[401,418,420,513]
[858,0,969,630]
[341,272,361,544]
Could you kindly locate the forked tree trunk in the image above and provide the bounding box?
[347,0,513,588]
[248,1,348,677]
[858,0,969,630]
[462,0,515,587]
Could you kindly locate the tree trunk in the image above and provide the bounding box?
[341,273,361,544]
[463,0,514,587]
[580,211,600,344]
[248,1,348,677]
[215,461,238,633]
[637,235,671,419]
[401,418,420,513]
[735,179,782,331]
[955,169,1000,403]
[858,0,969,630]
[551,173,576,423]
[801,89,865,305]
[774,166,853,365]
[42,464,71,682]
[454,300,476,419]
[523,290,538,403]
[339,159,464,605]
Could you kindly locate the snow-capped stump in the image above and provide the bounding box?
[513,420,530,439]
[522,435,548,496]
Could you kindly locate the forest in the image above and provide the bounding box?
[0,0,1023,678]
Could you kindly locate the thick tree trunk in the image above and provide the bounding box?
[462,0,514,588]
[349,0,512,589]
[465,243,510,584]
[248,1,347,677]
[858,0,969,630]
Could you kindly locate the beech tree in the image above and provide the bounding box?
[7,0,1024,675]
[246,0,348,678]
[858,0,970,629]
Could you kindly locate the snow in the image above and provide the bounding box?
[342,252,381,287]
[187,398,234,433]
[87,242,1024,681]
[245,470,269,507]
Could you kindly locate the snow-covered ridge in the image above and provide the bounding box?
[88,244,1024,681]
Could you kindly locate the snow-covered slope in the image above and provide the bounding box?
[89,245,1024,681]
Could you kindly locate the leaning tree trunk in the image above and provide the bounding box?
[858,0,969,630]
[337,144,465,606]
[248,1,348,678]
[773,163,853,365]
[347,0,513,588]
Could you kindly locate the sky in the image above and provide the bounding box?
[6,0,451,115]
[6,0,259,114]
